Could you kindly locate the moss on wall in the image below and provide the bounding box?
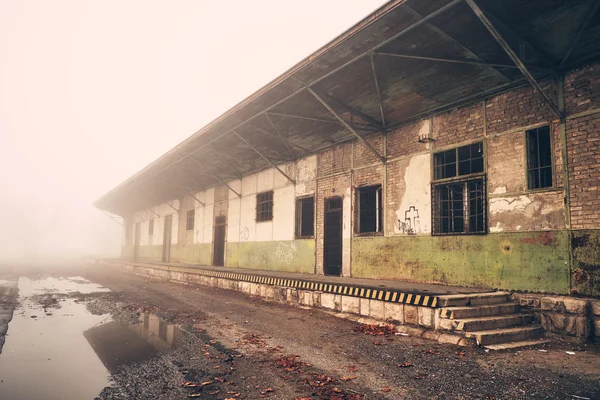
[571,230,600,297]
[226,240,315,274]
[352,231,570,294]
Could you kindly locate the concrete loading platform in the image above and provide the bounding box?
[89,259,556,350]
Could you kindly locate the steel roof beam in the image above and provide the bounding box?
[308,88,386,164]
[266,112,339,124]
[208,144,243,179]
[560,0,600,67]
[265,113,296,159]
[316,91,383,129]
[476,3,557,70]
[370,54,386,128]
[403,4,513,83]
[232,130,296,185]
[466,0,563,120]
[248,121,309,155]
[376,52,553,72]
[165,201,179,213]
[189,156,242,198]
[100,0,461,206]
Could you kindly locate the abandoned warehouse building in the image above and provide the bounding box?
[95,0,600,346]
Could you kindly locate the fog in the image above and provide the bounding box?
[0,0,387,260]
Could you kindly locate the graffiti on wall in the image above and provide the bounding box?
[240,226,249,241]
[398,206,420,235]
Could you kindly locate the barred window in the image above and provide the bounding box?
[148,219,154,235]
[433,178,486,235]
[256,191,273,222]
[186,210,195,231]
[432,142,486,235]
[295,197,314,237]
[356,185,383,233]
[526,126,553,190]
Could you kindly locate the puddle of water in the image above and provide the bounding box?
[0,277,182,400]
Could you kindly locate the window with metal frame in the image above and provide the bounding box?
[186,210,195,231]
[432,177,486,235]
[526,126,553,190]
[256,191,274,222]
[434,142,484,180]
[432,142,486,235]
[295,197,315,237]
[356,185,383,233]
[148,219,154,235]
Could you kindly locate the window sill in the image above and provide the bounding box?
[295,236,315,240]
[431,231,487,236]
[488,186,564,198]
[354,232,384,237]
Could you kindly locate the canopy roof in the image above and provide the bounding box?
[95,0,600,216]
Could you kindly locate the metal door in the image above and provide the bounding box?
[213,216,226,266]
[162,215,172,262]
[134,222,141,260]
[323,197,343,276]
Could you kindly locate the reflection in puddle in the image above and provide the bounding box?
[85,313,183,373]
[0,276,182,400]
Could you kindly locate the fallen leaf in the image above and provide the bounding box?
[347,366,358,372]
[382,387,392,392]
[397,362,414,368]
[341,376,357,381]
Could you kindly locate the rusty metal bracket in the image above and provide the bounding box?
[232,130,296,185]
[103,211,123,226]
[308,88,386,164]
[166,201,179,213]
[465,0,564,120]
[190,156,242,198]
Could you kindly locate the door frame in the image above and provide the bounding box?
[212,215,227,266]
[162,215,172,263]
[323,196,343,276]
[134,222,141,260]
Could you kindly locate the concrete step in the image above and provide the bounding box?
[437,292,510,307]
[440,303,520,319]
[438,314,534,332]
[465,326,544,346]
[484,339,553,351]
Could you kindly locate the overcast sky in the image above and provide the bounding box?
[0,0,388,258]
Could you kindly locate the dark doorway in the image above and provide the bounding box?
[134,222,141,260]
[162,215,172,262]
[323,197,343,276]
[213,216,226,266]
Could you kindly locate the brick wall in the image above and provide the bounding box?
[387,121,428,159]
[353,135,384,168]
[432,103,484,148]
[486,82,557,136]
[567,112,600,230]
[564,63,600,115]
[487,131,526,194]
[318,144,352,177]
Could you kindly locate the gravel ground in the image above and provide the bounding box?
[6,263,600,399]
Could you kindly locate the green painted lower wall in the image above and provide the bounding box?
[351,231,571,294]
[138,245,163,261]
[171,243,212,265]
[226,240,315,274]
[572,230,600,297]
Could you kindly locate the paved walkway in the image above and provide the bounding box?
[108,259,487,296]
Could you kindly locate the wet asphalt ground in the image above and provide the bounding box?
[0,262,599,399]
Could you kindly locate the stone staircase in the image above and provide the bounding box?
[437,292,551,350]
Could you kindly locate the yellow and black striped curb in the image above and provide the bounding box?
[157,265,439,308]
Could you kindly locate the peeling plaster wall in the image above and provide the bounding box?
[489,191,565,232]
[390,153,431,236]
